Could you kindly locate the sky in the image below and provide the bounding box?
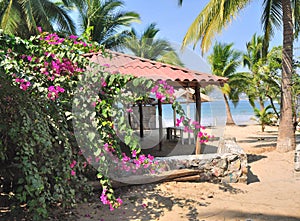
[122,0,284,70]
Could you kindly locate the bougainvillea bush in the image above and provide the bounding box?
[0,29,211,220]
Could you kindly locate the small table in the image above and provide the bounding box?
[166,127,195,145]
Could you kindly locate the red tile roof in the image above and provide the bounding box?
[84,50,227,86]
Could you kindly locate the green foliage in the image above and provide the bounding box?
[73,0,140,48]
[0,29,98,219]
[252,105,274,132]
[0,0,76,38]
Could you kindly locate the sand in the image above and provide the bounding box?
[61,124,300,221]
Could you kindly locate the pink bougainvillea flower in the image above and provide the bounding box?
[27,55,33,62]
[69,35,78,39]
[20,81,31,91]
[132,150,137,158]
[103,63,110,68]
[56,86,65,93]
[71,170,76,176]
[126,108,133,113]
[151,85,159,93]
[47,85,65,100]
[155,92,165,101]
[15,78,24,83]
[70,160,77,169]
[147,154,154,161]
[176,116,184,127]
[37,26,42,33]
[101,78,107,87]
[116,198,123,205]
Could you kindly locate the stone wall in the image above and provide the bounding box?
[156,138,248,183]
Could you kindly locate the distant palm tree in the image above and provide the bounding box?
[121,23,183,66]
[253,105,273,132]
[0,0,76,38]
[73,0,140,48]
[208,42,242,125]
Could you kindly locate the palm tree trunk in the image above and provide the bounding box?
[277,0,296,152]
[224,94,235,125]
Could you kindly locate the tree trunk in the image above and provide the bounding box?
[277,0,296,152]
[224,94,235,125]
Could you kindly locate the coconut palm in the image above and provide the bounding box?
[178,0,297,152]
[0,0,76,38]
[73,0,140,49]
[208,42,243,125]
[120,23,183,66]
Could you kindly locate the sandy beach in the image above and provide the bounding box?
[57,124,300,221]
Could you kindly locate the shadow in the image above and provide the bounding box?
[218,182,245,194]
[200,144,218,154]
[247,166,260,184]
[202,209,300,221]
[247,154,267,164]
[57,183,208,221]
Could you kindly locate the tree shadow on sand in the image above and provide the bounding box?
[202,209,300,221]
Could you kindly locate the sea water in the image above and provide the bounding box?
[159,100,278,127]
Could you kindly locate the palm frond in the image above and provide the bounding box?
[261,0,282,55]
[182,0,251,54]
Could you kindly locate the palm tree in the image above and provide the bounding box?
[253,105,274,132]
[243,34,266,110]
[0,0,76,38]
[73,0,140,49]
[178,0,297,152]
[120,23,183,66]
[208,42,242,125]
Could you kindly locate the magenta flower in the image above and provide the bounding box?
[155,92,165,101]
[71,170,76,176]
[70,160,77,169]
[147,154,154,161]
[69,35,78,39]
[116,198,123,205]
[47,85,65,100]
[176,116,184,127]
[132,150,137,158]
[101,78,107,87]
[151,85,159,93]
[15,78,24,83]
[27,55,32,62]
[37,26,42,33]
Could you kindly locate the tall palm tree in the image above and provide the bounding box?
[208,42,242,125]
[178,0,297,152]
[0,0,76,38]
[73,0,140,49]
[120,23,183,66]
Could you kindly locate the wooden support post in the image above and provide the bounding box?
[158,99,163,151]
[138,102,144,138]
[195,84,201,155]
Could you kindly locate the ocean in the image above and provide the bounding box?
[159,99,278,127]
